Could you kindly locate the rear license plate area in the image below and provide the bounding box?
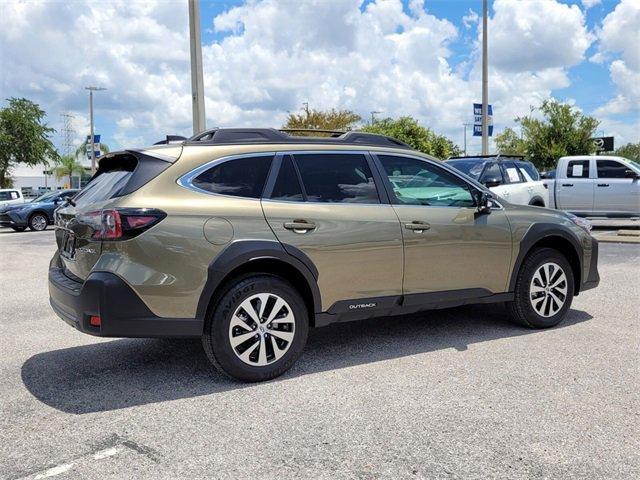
[61,231,76,259]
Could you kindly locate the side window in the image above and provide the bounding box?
[597,160,628,179]
[567,160,590,178]
[502,161,524,184]
[516,162,539,181]
[271,155,303,202]
[479,162,503,185]
[293,153,379,204]
[378,155,475,207]
[192,155,273,198]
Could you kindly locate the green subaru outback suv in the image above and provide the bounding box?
[49,128,599,382]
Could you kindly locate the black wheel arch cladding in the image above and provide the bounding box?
[196,240,321,322]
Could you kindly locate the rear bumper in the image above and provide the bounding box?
[580,237,600,293]
[48,266,203,338]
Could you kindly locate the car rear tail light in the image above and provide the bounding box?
[89,315,101,327]
[89,208,166,240]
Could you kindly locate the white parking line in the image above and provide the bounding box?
[33,463,74,479]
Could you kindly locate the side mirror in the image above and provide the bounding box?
[483,177,502,188]
[476,191,493,214]
[624,169,640,179]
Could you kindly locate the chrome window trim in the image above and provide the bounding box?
[176,151,276,199]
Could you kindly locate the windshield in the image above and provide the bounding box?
[31,192,58,203]
[446,159,486,180]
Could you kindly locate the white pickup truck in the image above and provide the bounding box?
[0,189,25,209]
[545,155,640,217]
[446,155,549,207]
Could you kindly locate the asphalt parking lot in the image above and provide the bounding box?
[1,228,638,479]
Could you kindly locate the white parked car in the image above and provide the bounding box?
[0,189,25,209]
[546,155,640,217]
[446,155,548,207]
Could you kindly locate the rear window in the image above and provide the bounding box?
[192,155,273,198]
[0,191,19,200]
[73,152,172,207]
[567,160,590,178]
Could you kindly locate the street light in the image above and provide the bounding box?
[370,111,382,125]
[85,86,106,174]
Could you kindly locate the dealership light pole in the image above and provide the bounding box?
[481,0,489,155]
[85,86,106,174]
[189,0,206,135]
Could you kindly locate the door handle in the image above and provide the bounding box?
[283,220,316,233]
[405,221,431,233]
[597,183,610,187]
[562,183,574,187]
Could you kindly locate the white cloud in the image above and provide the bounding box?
[462,9,479,29]
[0,0,599,154]
[581,0,601,9]
[592,0,640,117]
[489,0,592,72]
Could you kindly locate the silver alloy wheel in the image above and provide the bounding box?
[529,262,568,317]
[228,293,296,366]
[31,214,47,231]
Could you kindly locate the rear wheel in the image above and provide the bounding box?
[202,275,309,382]
[507,248,574,328]
[28,213,48,231]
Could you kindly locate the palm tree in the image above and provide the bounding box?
[74,140,110,159]
[54,155,85,188]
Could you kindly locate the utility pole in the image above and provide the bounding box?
[85,86,106,174]
[302,102,310,118]
[189,0,206,135]
[370,111,381,125]
[481,0,489,155]
[463,123,472,156]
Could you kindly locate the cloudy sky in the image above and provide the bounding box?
[0,0,638,157]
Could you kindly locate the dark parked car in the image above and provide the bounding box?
[0,189,78,231]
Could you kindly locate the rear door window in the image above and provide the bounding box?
[501,161,524,184]
[192,155,273,198]
[567,160,590,178]
[293,153,379,204]
[516,161,539,181]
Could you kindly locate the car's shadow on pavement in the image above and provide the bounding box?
[22,304,593,414]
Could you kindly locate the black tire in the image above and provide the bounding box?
[202,275,309,382]
[28,213,48,231]
[506,247,574,328]
[11,226,26,232]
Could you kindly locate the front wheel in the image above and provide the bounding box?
[506,248,574,328]
[202,275,309,382]
[28,213,48,231]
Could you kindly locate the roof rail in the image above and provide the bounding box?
[448,154,525,160]
[184,127,413,150]
[280,128,345,137]
[153,135,188,145]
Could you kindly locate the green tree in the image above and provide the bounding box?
[361,116,462,159]
[283,107,361,134]
[496,100,599,170]
[54,155,85,188]
[614,142,640,163]
[0,97,59,188]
